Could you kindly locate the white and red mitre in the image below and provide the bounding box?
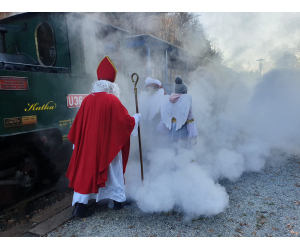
[97,56,117,82]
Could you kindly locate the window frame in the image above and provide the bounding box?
[34,21,57,67]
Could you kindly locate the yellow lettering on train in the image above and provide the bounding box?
[24,101,57,111]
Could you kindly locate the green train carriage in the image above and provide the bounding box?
[0,12,129,204]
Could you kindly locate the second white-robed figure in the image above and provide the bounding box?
[158,76,198,145]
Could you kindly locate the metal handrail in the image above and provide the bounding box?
[0,60,68,70]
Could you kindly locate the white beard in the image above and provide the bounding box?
[91,80,120,98]
[139,88,165,121]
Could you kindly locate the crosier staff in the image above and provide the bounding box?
[131,73,144,181]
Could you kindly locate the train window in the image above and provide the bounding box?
[35,21,56,66]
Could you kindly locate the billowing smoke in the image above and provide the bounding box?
[244,69,300,152]
[123,62,300,218]
[64,13,300,218]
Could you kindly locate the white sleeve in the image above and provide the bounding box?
[131,114,141,137]
[187,121,199,138]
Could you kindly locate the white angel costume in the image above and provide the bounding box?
[139,78,165,121]
[158,93,199,143]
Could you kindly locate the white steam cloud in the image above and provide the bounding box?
[65,13,300,219]
[122,63,300,219]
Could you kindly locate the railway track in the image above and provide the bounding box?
[0,184,75,237]
[1,185,57,214]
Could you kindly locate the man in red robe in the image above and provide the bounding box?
[66,56,141,218]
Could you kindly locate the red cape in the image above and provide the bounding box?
[66,92,135,194]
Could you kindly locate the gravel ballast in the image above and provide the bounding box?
[47,153,300,237]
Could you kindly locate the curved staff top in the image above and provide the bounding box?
[131,73,144,181]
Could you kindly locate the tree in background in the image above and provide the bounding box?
[88,12,223,63]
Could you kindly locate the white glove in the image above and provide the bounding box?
[133,113,141,123]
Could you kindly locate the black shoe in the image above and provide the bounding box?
[123,200,132,206]
[113,201,124,210]
[72,202,94,218]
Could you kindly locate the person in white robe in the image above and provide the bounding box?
[139,77,165,122]
[138,77,166,152]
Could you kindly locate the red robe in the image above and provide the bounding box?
[66,92,135,194]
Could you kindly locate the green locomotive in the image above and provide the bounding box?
[0,12,129,204]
